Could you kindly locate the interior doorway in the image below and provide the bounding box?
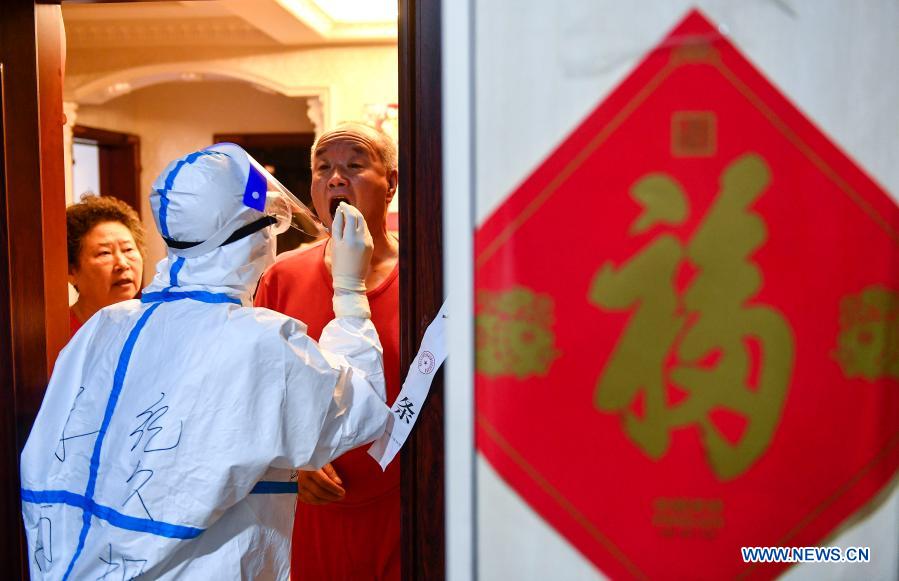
[72,125,141,215]
[213,132,318,254]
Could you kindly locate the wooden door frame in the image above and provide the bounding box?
[0,0,68,576]
[73,124,142,215]
[3,0,448,577]
[398,0,445,578]
[0,60,24,579]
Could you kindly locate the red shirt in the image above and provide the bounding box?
[255,240,400,580]
[70,308,84,339]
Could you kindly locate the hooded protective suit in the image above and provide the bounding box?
[20,146,390,580]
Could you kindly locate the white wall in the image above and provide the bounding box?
[475,1,899,222]
[446,1,899,580]
[76,80,314,278]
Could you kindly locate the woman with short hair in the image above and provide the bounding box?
[67,194,146,335]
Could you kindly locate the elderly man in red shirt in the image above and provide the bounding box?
[255,122,400,580]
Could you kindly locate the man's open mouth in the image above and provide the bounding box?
[113,279,133,288]
[329,196,352,218]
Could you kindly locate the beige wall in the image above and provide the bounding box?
[76,80,314,279]
[66,44,399,132]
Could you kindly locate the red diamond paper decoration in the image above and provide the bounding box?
[475,10,899,580]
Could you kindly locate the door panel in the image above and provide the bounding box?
[0,1,68,577]
[399,0,445,578]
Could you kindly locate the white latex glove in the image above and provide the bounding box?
[331,202,373,318]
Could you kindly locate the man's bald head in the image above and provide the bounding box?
[312,122,398,174]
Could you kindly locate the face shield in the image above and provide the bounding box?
[204,142,326,239]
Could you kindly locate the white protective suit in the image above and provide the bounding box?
[20,147,390,580]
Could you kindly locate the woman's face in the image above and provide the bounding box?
[70,221,143,308]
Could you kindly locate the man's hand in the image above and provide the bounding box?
[297,463,345,505]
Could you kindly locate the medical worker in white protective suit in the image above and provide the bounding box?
[20,143,391,580]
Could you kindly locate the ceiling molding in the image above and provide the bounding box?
[62,1,232,21]
[71,60,331,129]
[62,0,397,47]
[65,17,276,48]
